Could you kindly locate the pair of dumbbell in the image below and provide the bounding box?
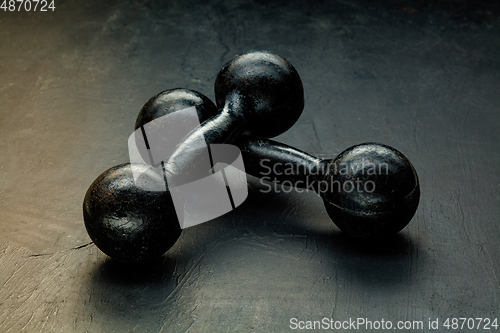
[83,51,420,263]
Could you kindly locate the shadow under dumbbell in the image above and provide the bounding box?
[244,176,426,286]
[327,232,426,287]
[93,255,178,285]
[86,250,200,332]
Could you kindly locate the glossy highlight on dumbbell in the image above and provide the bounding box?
[236,137,420,239]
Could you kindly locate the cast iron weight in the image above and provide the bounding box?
[165,50,304,177]
[236,138,420,239]
[83,89,219,263]
[83,163,181,263]
[134,88,219,131]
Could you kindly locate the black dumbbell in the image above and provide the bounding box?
[83,89,218,263]
[235,137,420,239]
[134,89,420,240]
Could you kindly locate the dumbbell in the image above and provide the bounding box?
[83,89,218,263]
[134,89,420,240]
[235,137,420,239]
[165,50,304,176]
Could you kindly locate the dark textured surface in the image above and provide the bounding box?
[1,0,499,332]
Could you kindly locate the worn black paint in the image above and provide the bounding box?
[83,163,181,263]
[236,138,420,239]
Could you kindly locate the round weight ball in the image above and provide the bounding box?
[135,88,218,131]
[83,163,181,263]
[214,50,304,138]
[323,143,420,239]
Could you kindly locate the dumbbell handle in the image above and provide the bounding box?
[166,93,246,176]
[235,137,329,193]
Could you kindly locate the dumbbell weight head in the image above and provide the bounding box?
[134,88,218,131]
[214,50,304,138]
[83,163,181,263]
[322,143,420,239]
